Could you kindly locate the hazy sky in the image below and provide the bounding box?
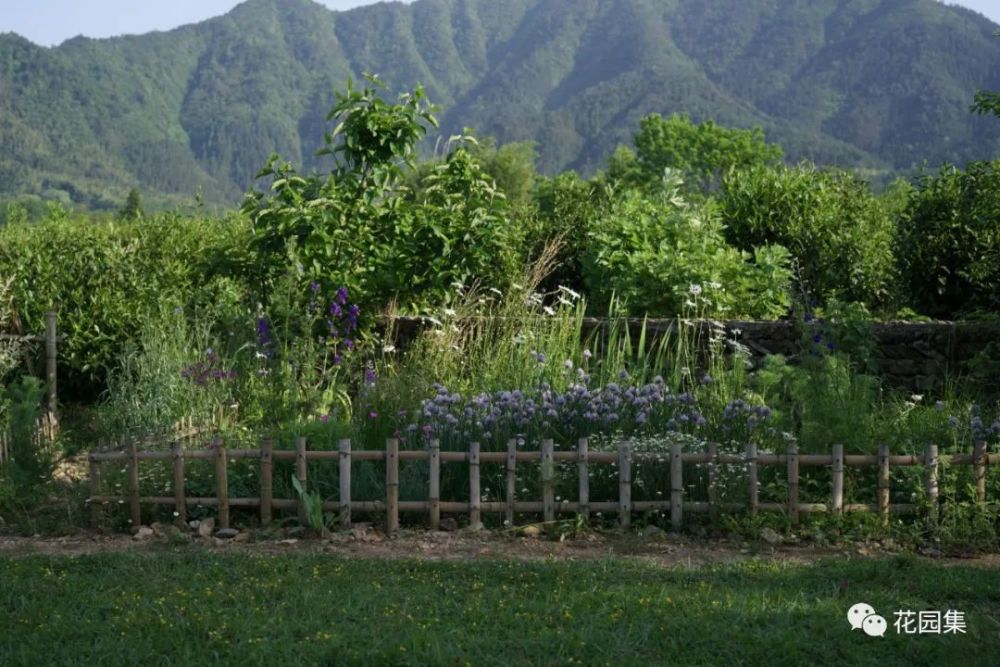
[0,0,997,47]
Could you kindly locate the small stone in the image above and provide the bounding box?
[197,517,215,538]
[232,532,250,543]
[350,526,368,540]
[279,539,298,546]
[521,525,541,538]
[149,522,165,535]
[439,517,458,532]
[214,528,239,539]
[188,520,200,530]
[760,527,782,545]
[132,526,154,540]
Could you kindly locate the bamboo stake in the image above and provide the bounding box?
[45,309,58,426]
[618,441,632,528]
[787,440,799,524]
[671,442,683,531]
[386,438,399,532]
[925,443,938,523]
[259,437,273,527]
[295,436,308,526]
[173,440,186,526]
[974,441,987,507]
[339,439,352,529]
[127,439,141,528]
[746,442,758,517]
[577,438,590,523]
[216,438,229,530]
[707,441,718,523]
[429,439,440,530]
[542,439,555,523]
[469,441,482,530]
[505,439,516,527]
[831,443,844,516]
[878,443,890,524]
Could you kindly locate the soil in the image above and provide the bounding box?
[2,526,999,568]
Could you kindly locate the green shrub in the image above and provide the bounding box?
[0,210,248,391]
[581,176,792,318]
[719,164,897,308]
[897,160,1000,318]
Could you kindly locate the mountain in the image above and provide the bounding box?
[1,0,999,209]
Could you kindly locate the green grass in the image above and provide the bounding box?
[1,553,998,666]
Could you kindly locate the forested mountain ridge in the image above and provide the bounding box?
[1,0,999,209]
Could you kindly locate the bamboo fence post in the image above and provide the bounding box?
[215,437,229,530]
[831,443,844,516]
[429,439,440,530]
[925,443,938,523]
[542,439,555,523]
[386,438,399,532]
[173,440,186,526]
[577,438,590,523]
[504,439,516,527]
[127,439,141,528]
[469,441,482,530]
[746,442,758,517]
[295,436,308,526]
[89,449,102,529]
[259,437,273,527]
[339,439,352,529]
[671,442,683,531]
[974,441,987,507]
[707,441,718,523]
[618,441,632,528]
[787,440,799,524]
[878,443,890,524]
[45,309,57,426]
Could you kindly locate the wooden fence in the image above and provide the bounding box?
[86,436,997,533]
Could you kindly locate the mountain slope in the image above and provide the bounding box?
[1,0,998,209]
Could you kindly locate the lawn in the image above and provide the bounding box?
[1,551,998,666]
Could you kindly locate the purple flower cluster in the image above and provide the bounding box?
[321,286,360,365]
[181,348,237,385]
[400,374,716,444]
[722,399,772,431]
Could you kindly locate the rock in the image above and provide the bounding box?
[641,525,665,538]
[350,526,368,540]
[197,517,215,538]
[439,517,458,532]
[188,520,200,530]
[149,522,165,536]
[760,527,782,545]
[132,526,154,540]
[427,531,452,541]
[521,525,542,538]
[214,528,239,539]
[233,532,250,543]
[279,539,298,546]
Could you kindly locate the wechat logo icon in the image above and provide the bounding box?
[848,602,887,638]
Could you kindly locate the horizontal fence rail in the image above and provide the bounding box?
[87,436,995,532]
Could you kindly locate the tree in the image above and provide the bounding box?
[608,113,783,193]
[118,188,143,221]
[971,31,1000,119]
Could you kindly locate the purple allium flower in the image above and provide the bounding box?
[364,365,376,386]
[700,374,713,385]
[320,414,329,423]
[935,400,945,412]
[948,416,959,428]
[369,411,379,420]
[812,334,823,344]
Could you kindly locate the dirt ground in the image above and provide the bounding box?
[2,525,999,568]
